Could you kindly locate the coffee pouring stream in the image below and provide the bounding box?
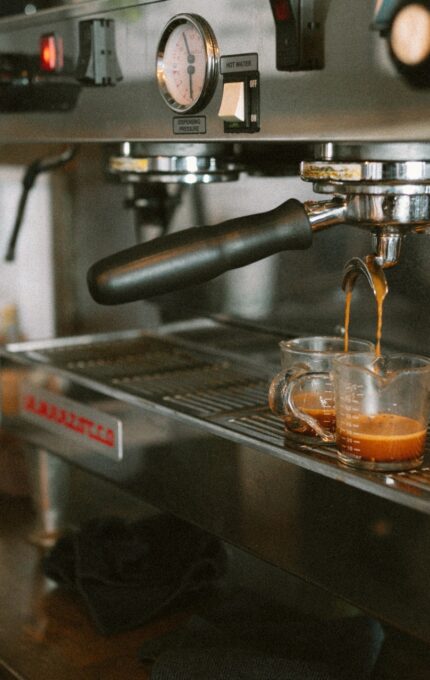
[342,255,389,357]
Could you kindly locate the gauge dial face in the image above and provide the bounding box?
[157,14,219,113]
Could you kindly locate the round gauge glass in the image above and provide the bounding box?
[157,14,219,113]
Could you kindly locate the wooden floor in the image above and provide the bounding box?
[0,494,189,680]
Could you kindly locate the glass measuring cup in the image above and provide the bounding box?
[268,336,374,442]
[332,352,430,471]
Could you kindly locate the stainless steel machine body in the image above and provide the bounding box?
[3,0,430,645]
[0,0,427,143]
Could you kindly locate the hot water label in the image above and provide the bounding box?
[20,384,123,461]
[220,53,258,74]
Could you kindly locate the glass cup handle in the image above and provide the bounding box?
[268,364,309,416]
[269,370,287,415]
[285,371,336,443]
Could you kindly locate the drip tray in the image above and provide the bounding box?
[2,325,430,514]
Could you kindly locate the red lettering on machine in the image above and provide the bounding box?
[22,393,115,448]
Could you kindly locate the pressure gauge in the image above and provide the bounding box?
[156,14,219,113]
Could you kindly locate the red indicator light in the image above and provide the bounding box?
[40,34,63,72]
[272,0,291,22]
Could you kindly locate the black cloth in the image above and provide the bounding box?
[43,514,226,635]
[140,591,385,680]
[151,649,337,680]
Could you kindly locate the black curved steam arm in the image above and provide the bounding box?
[5,145,79,262]
[87,197,347,305]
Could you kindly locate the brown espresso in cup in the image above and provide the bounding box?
[336,413,427,462]
[284,391,336,436]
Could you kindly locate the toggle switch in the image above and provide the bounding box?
[218,81,245,122]
[218,54,260,133]
[269,0,324,70]
[76,18,122,86]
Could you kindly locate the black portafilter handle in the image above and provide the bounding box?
[87,198,313,305]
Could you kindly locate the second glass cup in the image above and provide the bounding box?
[268,336,374,442]
[332,352,430,471]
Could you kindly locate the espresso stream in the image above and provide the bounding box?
[343,254,386,357]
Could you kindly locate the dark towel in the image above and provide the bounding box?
[140,592,385,680]
[43,514,226,635]
[151,649,337,680]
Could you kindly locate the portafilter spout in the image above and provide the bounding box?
[87,196,347,305]
[371,229,403,268]
[342,255,389,303]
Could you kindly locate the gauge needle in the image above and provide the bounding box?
[183,31,192,57]
[183,32,195,101]
[187,65,195,100]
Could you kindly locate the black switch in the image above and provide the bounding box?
[76,19,122,86]
[269,0,324,71]
[270,0,300,69]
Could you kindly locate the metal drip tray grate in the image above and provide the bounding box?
[24,333,270,419]
[114,365,269,417]
[29,336,213,381]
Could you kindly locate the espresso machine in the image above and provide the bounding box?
[2,0,430,647]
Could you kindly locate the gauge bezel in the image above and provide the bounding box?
[156,13,219,114]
